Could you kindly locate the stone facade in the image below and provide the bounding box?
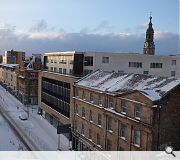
[17,69,39,104]
[72,85,180,151]
[17,54,42,105]
[0,64,19,95]
[152,86,180,150]
[3,50,25,67]
[71,70,180,151]
[72,87,154,151]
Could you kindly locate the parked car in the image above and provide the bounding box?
[19,113,28,120]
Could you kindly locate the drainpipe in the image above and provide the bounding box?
[130,125,133,151]
[157,104,161,150]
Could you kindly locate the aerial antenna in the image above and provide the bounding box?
[149,11,152,22]
[150,11,152,17]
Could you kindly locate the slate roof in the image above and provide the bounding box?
[76,70,180,101]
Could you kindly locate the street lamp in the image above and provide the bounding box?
[24,99,29,119]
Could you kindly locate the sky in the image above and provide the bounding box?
[0,0,179,55]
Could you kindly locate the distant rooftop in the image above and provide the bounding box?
[44,51,77,56]
[0,64,19,68]
[44,51,180,57]
[76,70,180,101]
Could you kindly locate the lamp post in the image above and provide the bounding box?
[26,104,29,119]
[24,98,29,119]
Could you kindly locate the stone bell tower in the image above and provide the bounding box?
[143,15,155,55]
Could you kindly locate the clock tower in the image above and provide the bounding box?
[143,16,155,55]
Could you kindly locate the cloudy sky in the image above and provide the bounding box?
[0,0,179,55]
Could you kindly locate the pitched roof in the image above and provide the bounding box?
[76,70,180,101]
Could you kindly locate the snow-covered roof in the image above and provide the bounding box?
[76,70,180,101]
[0,64,19,68]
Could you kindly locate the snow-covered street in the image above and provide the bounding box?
[0,114,28,150]
[0,85,71,151]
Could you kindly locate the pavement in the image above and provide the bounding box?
[0,85,71,151]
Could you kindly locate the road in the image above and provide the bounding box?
[0,85,71,151]
[0,112,28,150]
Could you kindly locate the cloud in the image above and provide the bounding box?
[79,20,114,34]
[0,26,179,56]
[30,19,48,32]
[135,23,147,31]
[155,32,180,54]
[92,20,114,33]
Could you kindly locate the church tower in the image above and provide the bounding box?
[143,16,155,55]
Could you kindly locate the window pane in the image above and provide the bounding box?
[108,117,112,131]
[97,133,100,145]
[109,97,114,109]
[107,139,112,151]
[82,107,85,117]
[98,95,102,106]
[98,114,102,125]
[102,57,109,63]
[135,106,141,120]
[81,124,84,134]
[120,124,126,139]
[84,56,93,66]
[90,93,93,102]
[171,71,176,77]
[89,110,93,121]
[134,130,140,146]
[171,60,176,65]
[75,104,78,114]
[89,129,92,139]
[121,100,126,114]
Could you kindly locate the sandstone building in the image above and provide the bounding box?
[17,54,42,105]
[72,70,180,151]
[3,50,25,68]
[0,64,19,95]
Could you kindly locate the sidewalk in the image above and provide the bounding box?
[0,85,71,151]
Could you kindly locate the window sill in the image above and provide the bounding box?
[135,117,141,120]
[97,125,102,128]
[120,137,126,141]
[107,130,113,134]
[133,144,140,148]
[97,145,102,148]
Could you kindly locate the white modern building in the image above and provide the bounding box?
[44,51,180,78]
